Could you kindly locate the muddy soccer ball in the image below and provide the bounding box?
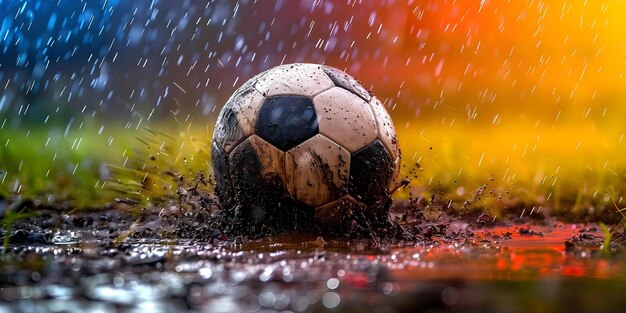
[211,63,400,230]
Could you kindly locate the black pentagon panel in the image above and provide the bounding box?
[322,66,372,102]
[348,140,393,208]
[228,138,289,227]
[229,140,263,199]
[255,96,319,151]
[211,142,233,203]
[228,136,287,195]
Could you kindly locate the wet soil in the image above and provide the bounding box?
[1,198,625,313]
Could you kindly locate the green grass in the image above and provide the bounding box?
[0,126,122,208]
[0,198,37,252]
[0,124,214,210]
[395,118,626,223]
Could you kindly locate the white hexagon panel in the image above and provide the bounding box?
[313,87,378,153]
[254,63,334,98]
[285,134,350,207]
[212,87,265,153]
[368,96,401,178]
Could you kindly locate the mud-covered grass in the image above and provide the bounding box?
[1,186,624,252]
[3,119,626,224]
[2,122,626,261]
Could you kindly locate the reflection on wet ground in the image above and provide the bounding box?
[1,222,625,312]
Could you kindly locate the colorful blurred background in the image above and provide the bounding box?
[1,0,625,219]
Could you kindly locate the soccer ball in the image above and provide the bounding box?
[211,63,400,233]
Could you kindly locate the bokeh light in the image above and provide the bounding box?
[1,0,625,217]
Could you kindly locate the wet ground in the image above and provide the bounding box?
[1,202,625,313]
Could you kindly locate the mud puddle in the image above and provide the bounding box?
[1,215,625,313]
